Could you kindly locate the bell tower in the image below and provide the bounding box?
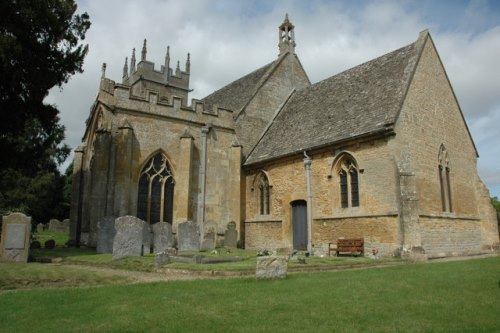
[278,13,296,55]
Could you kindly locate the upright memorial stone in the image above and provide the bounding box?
[112,216,146,260]
[201,231,215,251]
[224,221,238,248]
[96,216,116,254]
[152,222,173,253]
[177,220,200,252]
[143,223,152,254]
[0,213,31,263]
[48,219,61,232]
[36,223,44,233]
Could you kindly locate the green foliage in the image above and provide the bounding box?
[0,168,67,223]
[0,257,499,332]
[32,230,69,247]
[0,0,89,222]
[491,196,500,222]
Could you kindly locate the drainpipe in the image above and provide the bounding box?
[303,151,313,254]
[198,124,211,246]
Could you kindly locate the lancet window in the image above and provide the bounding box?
[438,145,452,212]
[336,154,360,208]
[258,173,271,215]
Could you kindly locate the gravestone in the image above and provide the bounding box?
[112,216,146,260]
[152,222,173,253]
[96,216,116,254]
[177,220,200,252]
[36,223,44,233]
[224,221,238,248]
[48,219,61,232]
[155,251,170,267]
[256,256,288,279]
[201,231,215,251]
[61,219,70,233]
[0,213,31,262]
[143,223,152,254]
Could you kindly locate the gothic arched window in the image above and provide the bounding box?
[137,152,174,224]
[258,173,271,215]
[336,154,360,208]
[438,145,452,212]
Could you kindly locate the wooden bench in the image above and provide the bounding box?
[329,238,364,256]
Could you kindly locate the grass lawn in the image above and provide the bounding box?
[0,256,498,333]
[31,230,69,247]
[29,247,399,273]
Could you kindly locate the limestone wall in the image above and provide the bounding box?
[393,35,499,251]
[420,217,483,257]
[244,138,401,252]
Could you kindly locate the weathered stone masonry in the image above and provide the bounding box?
[71,16,499,257]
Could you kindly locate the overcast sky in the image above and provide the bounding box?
[46,0,500,197]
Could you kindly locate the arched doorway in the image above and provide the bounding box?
[291,200,307,250]
[137,152,174,224]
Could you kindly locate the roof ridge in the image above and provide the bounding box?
[201,59,277,109]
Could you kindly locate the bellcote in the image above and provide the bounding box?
[278,13,296,55]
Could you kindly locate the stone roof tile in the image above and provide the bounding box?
[202,60,276,112]
[245,33,427,166]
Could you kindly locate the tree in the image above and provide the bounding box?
[0,0,90,222]
[491,197,500,222]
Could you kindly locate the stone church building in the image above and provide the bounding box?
[70,16,499,258]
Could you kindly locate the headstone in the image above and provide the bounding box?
[152,222,173,253]
[177,220,200,252]
[112,216,146,260]
[61,219,70,233]
[36,223,44,233]
[48,219,61,232]
[155,251,170,267]
[143,223,152,254]
[0,213,31,262]
[201,231,215,251]
[96,216,116,254]
[256,256,288,279]
[224,221,238,248]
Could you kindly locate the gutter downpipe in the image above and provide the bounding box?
[303,151,313,254]
[198,124,211,248]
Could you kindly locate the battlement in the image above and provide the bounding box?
[98,77,235,130]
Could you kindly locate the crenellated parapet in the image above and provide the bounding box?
[97,77,235,130]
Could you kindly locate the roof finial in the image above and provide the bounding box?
[141,38,147,61]
[278,13,296,56]
[130,48,136,75]
[185,52,191,74]
[176,60,180,76]
[123,57,128,79]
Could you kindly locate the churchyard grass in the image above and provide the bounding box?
[0,256,498,332]
[0,263,132,290]
[30,247,398,272]
[32,230,68,247]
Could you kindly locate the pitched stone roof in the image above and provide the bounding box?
[202,61,276,113]
[245,32,428,166]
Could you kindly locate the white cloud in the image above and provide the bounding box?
[48,0,500,196]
